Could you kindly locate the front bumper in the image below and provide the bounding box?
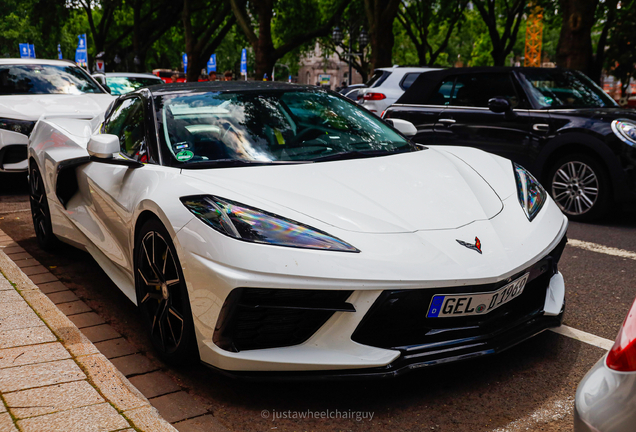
[0,129,28,172]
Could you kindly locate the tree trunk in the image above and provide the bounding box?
[366,0,400,70]
[556,0,600,75]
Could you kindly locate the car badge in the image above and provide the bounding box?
[456,237,482,254]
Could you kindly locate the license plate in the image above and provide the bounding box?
[426,273,530,318]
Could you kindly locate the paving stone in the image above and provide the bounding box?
[0,278,13,291]
[0,343,70,369]
[0,359,85,393]
[174,414,231,432]
[5,380,105,419]
[21,265,49,276]
[5,252,31,261]
[17,402,130,432]
[81,324,121,343]
[110,354,158,377]
[14,258,40,269]
[57,300,92,316]
[37,281,69,294]
[0,413,18,431]
[46,290,80,305]
[129,371,181,399]
[0,403,4,414]
[28,272,58,285]
[0,308,43,332]
[94,338,137,359]
[150,391,210,423]
[75,353,149,412]
[124,406,179,432]
[0,300,32,319]
[0,326,55,350]
[0,290,22,303]
[67,312,105,329]
[2,246,25,254]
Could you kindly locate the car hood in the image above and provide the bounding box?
[180,149,505,234]
[0,94,114,121]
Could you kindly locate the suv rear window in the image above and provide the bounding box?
[366,70,391,88]
[400,73,421,91]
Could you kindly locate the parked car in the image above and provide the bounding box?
[357,66,438,115]
[384,67,636,221]
[0,59,113,173]
[92,72,163,95]
[29,82,567,377]
[152,69,186,83]
[574,295,636,431]
[339,83,366,100]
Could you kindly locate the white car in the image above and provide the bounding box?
[92,72,164,95]
[28,82,568,377]
[358,66,438,116]
[0,59,113,172]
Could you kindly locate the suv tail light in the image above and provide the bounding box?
[606,296,636,371]
[363,92,386,101]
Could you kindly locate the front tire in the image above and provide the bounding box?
[29,164,59,250]
[134,219,199,365]
[547,153,611,222]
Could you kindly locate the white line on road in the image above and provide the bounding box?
[569,238,636,260]
[490,397,574,432]
[550,325,614,350]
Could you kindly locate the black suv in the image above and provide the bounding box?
[384,67,636,221]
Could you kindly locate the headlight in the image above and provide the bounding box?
[180,195,359,252]
[514,163,546,221]
[611,119,636,146]
[0,118,36,136]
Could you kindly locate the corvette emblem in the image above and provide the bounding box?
[456,237,482,254]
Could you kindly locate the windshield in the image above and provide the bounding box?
[0,64,104,95]
[106,76,163,95]
[520,69,617,109]
[154,89,413,167]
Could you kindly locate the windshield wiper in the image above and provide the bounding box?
[179,159,309,169]
[309,148,414,162]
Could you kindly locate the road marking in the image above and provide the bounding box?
[550,325,614,350]
[569,238,636,261]
[490,397,574,432]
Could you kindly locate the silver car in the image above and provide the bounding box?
[574,297,636,431]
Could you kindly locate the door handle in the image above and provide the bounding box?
[438,119,456,124]
[533,123,550,132]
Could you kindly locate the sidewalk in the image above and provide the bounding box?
[0,230,177,432]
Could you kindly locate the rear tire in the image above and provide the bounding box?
[29,164,59,250]
[134,219,199,365]
[547,153,611,222]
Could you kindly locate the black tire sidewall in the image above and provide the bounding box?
[547,153,611,222]
[134,218,199,365]
[29,164,58,250]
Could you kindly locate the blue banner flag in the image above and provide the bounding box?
[75,34,88,67]
[182,53,188,74]
[19,44,30,58]
[28,44,35,58]
[240,49,247,76]
[58,44,62,60]
[207,54,216,74]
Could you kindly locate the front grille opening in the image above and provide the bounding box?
[213,288,354,352]
[0,145,27,166]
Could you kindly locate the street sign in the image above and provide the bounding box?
[207,54,216,74]
[240,48,247,78]
[95,59,105,73]
[318,74,331,87]
[75,34,88,67]
[28,44,35,58]
[19,44,30,58]
[57,44,63,60]
[182,53,188,74]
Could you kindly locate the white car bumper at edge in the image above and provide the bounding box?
[0,129,28,172]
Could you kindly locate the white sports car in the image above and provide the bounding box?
[0,59,113,172]
[28,82,568,378]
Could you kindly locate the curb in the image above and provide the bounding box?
[0,247,178,432]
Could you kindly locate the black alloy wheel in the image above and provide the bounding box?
[29,164,58,250]
[135,219,198,364]
[548,153,611,222]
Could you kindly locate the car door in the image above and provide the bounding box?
[433,72,538,168]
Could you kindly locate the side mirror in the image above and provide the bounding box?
[488,97,512,114]
[87,134,119,159]
[386,118,417,137]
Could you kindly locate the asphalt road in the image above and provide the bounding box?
[1,171,634,432]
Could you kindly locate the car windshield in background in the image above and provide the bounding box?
[0,64,104,95]
[106,76,162,95]
[154,90,412,167]
[520,70,617,109]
